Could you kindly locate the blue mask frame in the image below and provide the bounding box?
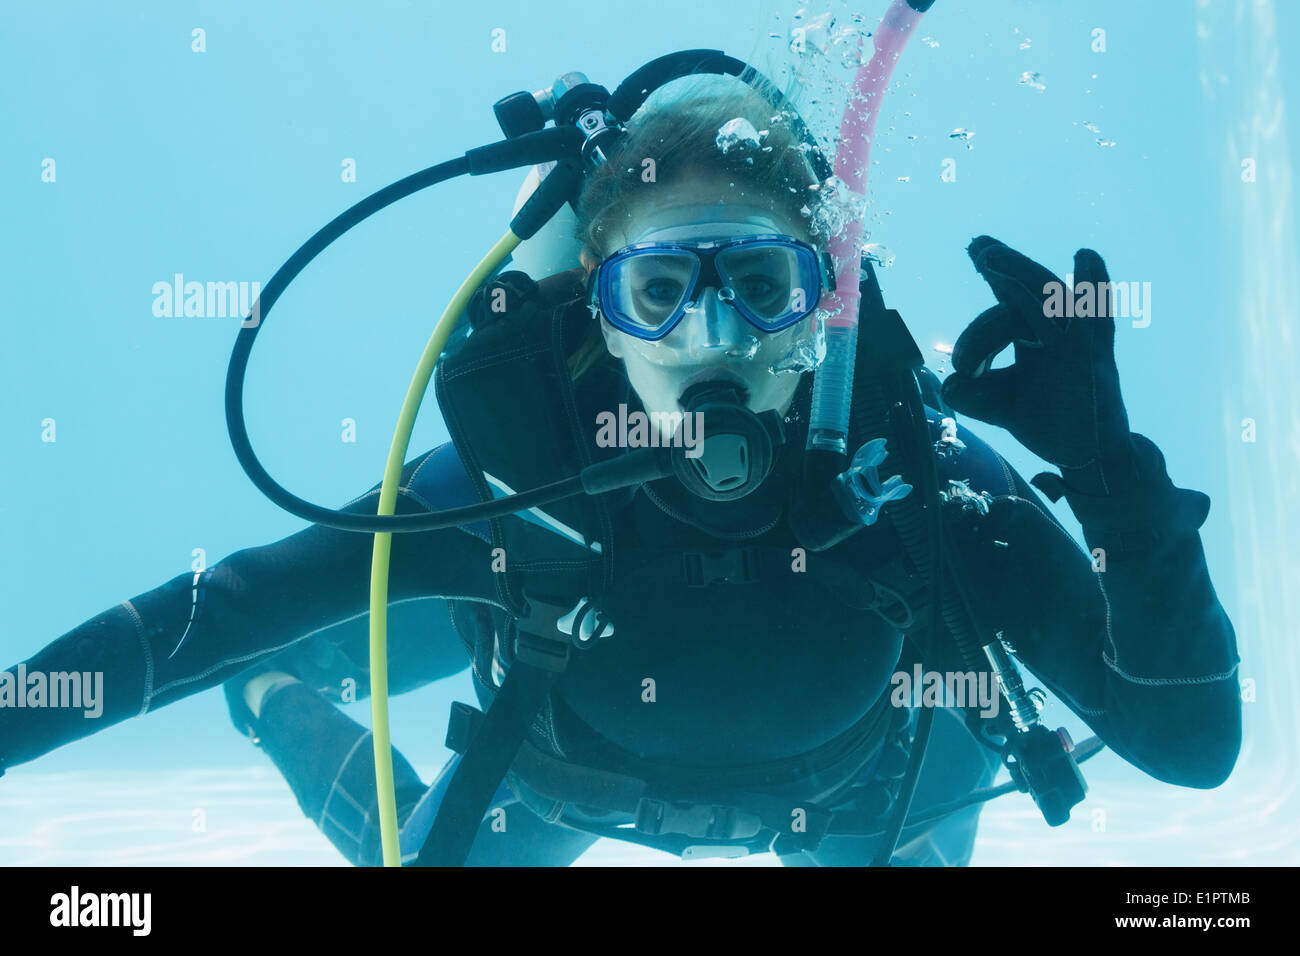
[590,234,835,341]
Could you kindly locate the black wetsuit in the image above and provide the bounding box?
[0,396,1241,864]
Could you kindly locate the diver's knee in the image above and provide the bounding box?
[242,671,300,718]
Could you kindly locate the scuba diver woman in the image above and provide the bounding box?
[0,27,1240,867]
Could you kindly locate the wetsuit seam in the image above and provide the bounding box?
[150,595,470,698]
[1102,655,1239,687]
[990,450,1018,496]
[319,730,371,833]
[322,806,365,847]
[342,485,442,513]
[152,638,314,698]
[442,345,548,380]
[404,445,445,492]
[397,487,442,515]
[510,559,592,571]
[121,600,155,717]
[1095,574,1119,667]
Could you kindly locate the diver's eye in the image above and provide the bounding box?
[641,278,685,304]
[737,275,778,300]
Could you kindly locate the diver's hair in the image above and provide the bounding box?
[574,75,824,260]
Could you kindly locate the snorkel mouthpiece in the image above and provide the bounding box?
[670,382,784,501]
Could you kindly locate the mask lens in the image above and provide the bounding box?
[602,250,699,337]
[717,242,818,330]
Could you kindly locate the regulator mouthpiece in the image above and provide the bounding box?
[670,382,784,501]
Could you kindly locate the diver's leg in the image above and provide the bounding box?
[219,598,478,863]
[802,706,1000,867]
[248,680,430,866]
[462,803,599,866]
[249,598,470,705]
[396,759,599,867]
[238,675,597,866]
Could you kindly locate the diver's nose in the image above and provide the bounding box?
[685,286,752,354]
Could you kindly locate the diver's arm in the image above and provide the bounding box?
[936,238,1240,787]
[967,436,1241,790]
[0,445,495,769]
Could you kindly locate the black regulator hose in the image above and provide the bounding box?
[226,157,473,532]
[224,148,676,534]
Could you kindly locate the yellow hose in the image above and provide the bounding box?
[370,230,522,866]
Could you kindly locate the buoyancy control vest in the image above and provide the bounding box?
[427,267,937,860]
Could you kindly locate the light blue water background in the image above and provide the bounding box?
[1,0,1296,864]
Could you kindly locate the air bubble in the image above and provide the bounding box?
[862,243,895,268]
[948,127,976,150]
[1019,71,1046,92]
[715,117,764,154]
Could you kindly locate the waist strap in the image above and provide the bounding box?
[447,690,896,854]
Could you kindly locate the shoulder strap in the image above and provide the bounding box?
[415,596,580,866]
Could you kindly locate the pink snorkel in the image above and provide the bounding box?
[808,0,934,453]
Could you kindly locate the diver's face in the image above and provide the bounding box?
[594,187,824,423]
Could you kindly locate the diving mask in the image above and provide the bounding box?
[591,233,834,340]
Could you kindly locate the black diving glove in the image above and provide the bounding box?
[941,236,1139,497]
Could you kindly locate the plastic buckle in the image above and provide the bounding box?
[555,597,614,648]
[683,549,758,588]
[634,797,763,842]
[514,629,571,673]
[519,596,612,654]
[445,701,486,755]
